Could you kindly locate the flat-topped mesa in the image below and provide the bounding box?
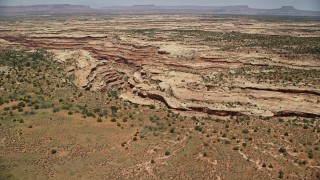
[0,4,93,14]
[279,6,296,11]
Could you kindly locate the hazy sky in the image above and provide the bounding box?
[0,0,319,11]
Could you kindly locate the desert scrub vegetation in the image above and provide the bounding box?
[0,49,139,125]
[123,29,320,54]
[231,66,320,86]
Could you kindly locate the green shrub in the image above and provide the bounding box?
[122,117,128,122]
[242,129,249,134]
[279,147,287,154]
[170,128,175,133]
[308,151,314,159]
[194,126,203,131]
[18,102,25,107]
[51,149,57,154]
[278,171,284,179]
[34,104,40,109]
[52,107,60,113]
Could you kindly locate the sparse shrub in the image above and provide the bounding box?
[18,102,25,107]
[122,117,128,122]
[242,129,249,134]
[111,106,118,115]
[111,118,116,122]
[279,171,284,179]
[203,152,207,157]
[97,117,102,122]
[51,149,57,154]
[299,160,308,165]
[165,151,170,156]
[110,89,119,99]
[233,146,239,150]
[194,126,202,132]
[151,160,155,163]
[19,119,24,123]
[52,107,60,113]
[68,111,73,115]
[308,151,314,159]
[133,137,137,141]
[121,142,126,147]
[170,128,175,133]
[279,147,287,154]
[34,104,39,109]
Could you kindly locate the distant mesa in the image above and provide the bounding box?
[132,5,156,7]
[279,6,296,10]
[0,4,319,16]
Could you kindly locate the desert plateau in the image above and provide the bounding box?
[0,7,319,179]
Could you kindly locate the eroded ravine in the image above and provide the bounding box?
[1,26,319,118]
